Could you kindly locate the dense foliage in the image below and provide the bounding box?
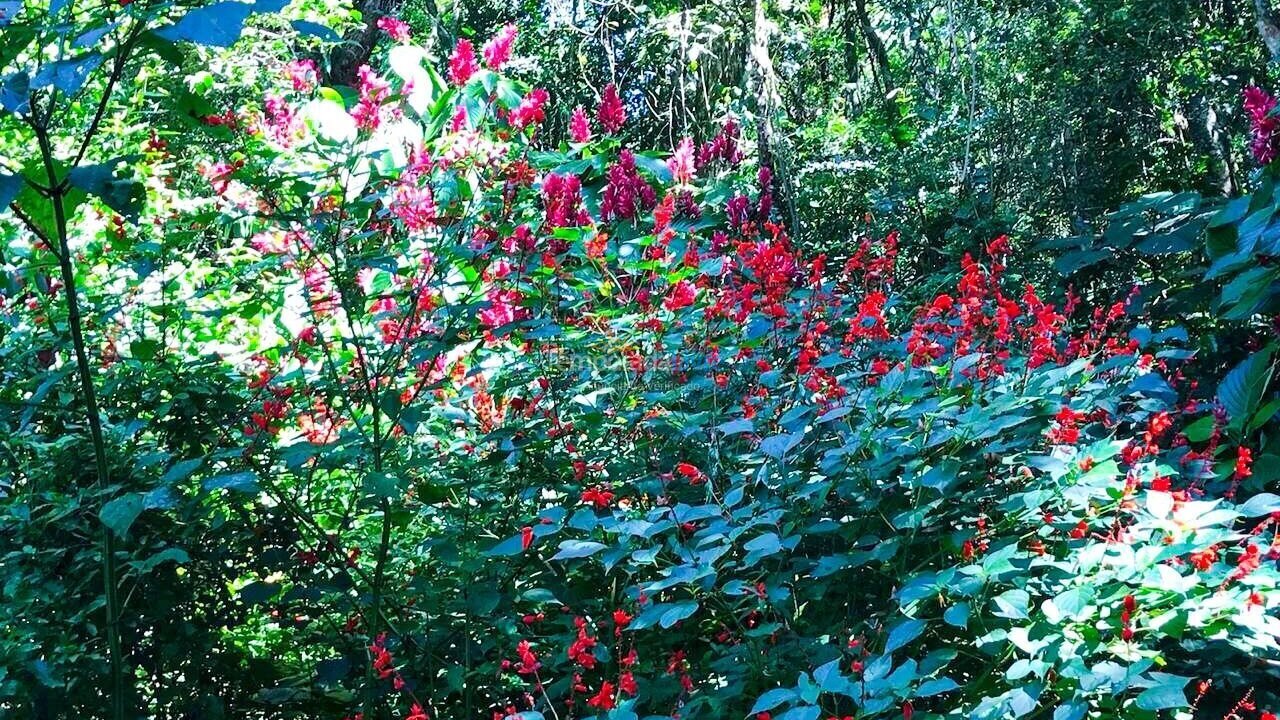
[5,2,1280,720]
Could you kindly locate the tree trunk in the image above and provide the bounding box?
[1253,0,1280,58]
[328,0,407,86]
[853,0,893,96]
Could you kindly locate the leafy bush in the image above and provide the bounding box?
[3,6,1280,720]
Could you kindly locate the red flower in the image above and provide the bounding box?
[368,633,395,679]
[1236,446,1255,480]
[520,526,534,551]
[618,671,638,696]
[675,462,702,481]
[1230,543,1263,583]
[514,640,540,675]
[598,83,626,133]
[1047,406,1083,445]
[406,704,429,720]
[581,485,615,509]
[1189,545,1218,571]
[612,608,633,635]
[587,681,616,710]
[568,616,600,668]
[601,150,656,221]
[902,702,914,720]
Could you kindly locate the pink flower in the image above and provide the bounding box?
[569,106,592,143]
[389,182,436,232]
[450,104,468,132]
[542,172,590,228]
[509,88,549,130]
[600,149,656,222]
[479,288,526,332]
[598,83,626,134]
[283,59,318,92]
[483,23,517,70]
[449,38,478,87]
[1245,85,1280,164]
[351,65,391,131]
[376,16,410,42]
[663,279,697,311]
[668,136,696,184]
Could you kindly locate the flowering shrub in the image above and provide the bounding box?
[3,7,1280,720]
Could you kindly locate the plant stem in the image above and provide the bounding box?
[34,123,127,720]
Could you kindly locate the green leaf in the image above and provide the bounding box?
[363,471,405,499]
[1219,348,1274,430]
[1135,674,1189,711]
[744,532,783,558]
[486,533,529,556]
[943,602,969,628]
[30,53,103,96]
[132,547,190,573]
[1238,493,1280,517]
[1053,703,1086,720]
[291,19,338,40]
[659,600,698,628]
[204,472,258,493]
[68,158,143,221]
[239,581,279,604]
[916,677,959,697]
[161,458,203,483]
[100,493,145,538]
[1209,196,1250,228]
[751,689,798,715]
[155,2,259,47]
[1182,416,1215,442]
[760,432,801,460]
[884,618,926,653]
[993,589,1031,619]
[316,657,350,685]
[633,152,673,183]
[776,706,821,720]
[0,71,29,114]
[0,172,21,207]
[550,540,607,560]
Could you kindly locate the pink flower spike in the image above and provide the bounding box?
[598,83,626,134]
[449,38,478,87]
[569,106,592,143]
[669,137,696,184]
[376,16,410,42]
[483,23,518,70]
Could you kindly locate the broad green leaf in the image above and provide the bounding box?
[100,493,145,538]
[550,540,607,560]
[885,618,926,653]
